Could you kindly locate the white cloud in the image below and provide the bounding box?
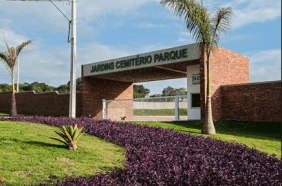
[77,0,160,19]
[221,34,250,43]
[0,36,170,87]
[247,49,281,82]
[136,22,168,29]
[163,0,281,29]
[177,32,193,44]
[0,28,29,49]
[0,27,71,86]
[0,0,160,35]
[0,2,70,31]
[77,43,131,65]
[224,0,281,29]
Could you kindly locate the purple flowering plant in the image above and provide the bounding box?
[0,116,281,185]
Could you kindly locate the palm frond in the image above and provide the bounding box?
[16,40,32,57]
[0,52,12,75]
[210,7,233,47]
[9,47,17,66]
[0,28,10,52]
[160,0,211,44]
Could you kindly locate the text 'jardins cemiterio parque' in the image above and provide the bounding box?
[90,48,188,73]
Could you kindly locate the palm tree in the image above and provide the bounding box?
[0,29,32,116]
[160,0,233,134]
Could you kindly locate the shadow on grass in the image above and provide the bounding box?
[22,141,67,149]
[160,120,281,141]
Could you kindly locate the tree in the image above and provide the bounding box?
[66,78,81,92]
[175,87,187,101]
[161,86,187,97]
[161,86,187,101]
[161,86,175,97]
[56,84,69,94]
[149,94,163,102]
[175,87,187,96]
[160,0,233,134]
[150,94,162,97]
[161,86,175,102]
[0,29,32,116]
[28,81,55,92]
[0,83,12,92]
[133,85,150,98]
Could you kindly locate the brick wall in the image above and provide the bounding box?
[106,100,133,121]
[200,46,249,121]
[81,66,133,120]
[0,91,82,117]
[221,81,281,122]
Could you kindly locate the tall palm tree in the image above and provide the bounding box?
[160,0,233,134]
[0,29,32,116]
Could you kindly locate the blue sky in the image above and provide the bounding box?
[0,0,281,96]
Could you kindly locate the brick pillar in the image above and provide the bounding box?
[200,46,250,121]
[81,65,133,120]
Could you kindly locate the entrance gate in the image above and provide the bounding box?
[81,43,249,121]
[102,95,189,121]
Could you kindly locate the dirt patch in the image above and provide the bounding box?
[12,171,37,178]
[55,157,74,163]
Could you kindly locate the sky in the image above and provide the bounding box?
[0,0,281,96]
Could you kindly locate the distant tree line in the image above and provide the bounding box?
[148,86,187,102]
[0,78,81,94]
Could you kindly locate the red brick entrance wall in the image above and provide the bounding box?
[81,67,133,120]
[200,47,250,121]
[0,91,82,117]
[221,81,281,122]
[106,100,133,121]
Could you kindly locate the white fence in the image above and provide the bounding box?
[103,96,188,121]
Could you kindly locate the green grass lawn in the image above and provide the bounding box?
[133,109,187,116]
[0,121,126,186]
[0,111,9,116]
[125,120,281,160]
[0,111,31,117]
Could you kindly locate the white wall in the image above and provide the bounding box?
[187,64,201,120]
[133,102,187,109]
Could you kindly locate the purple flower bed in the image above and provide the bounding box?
[1,116,281,185]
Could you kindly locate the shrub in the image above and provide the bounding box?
[1,116,281,185]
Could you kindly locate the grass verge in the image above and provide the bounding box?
[0,111,31,117]
[125,120,281,160]
[0,121,125,186]
[133,109,187,116]
[0,111,9,116]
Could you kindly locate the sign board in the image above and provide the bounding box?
[192,74,200,85]
[83,43,201,77]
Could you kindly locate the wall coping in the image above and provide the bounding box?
[221,80,281,87]
[215,46,249,58]
[0,91,81,95]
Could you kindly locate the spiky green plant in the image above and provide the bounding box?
[51,124,85,151]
